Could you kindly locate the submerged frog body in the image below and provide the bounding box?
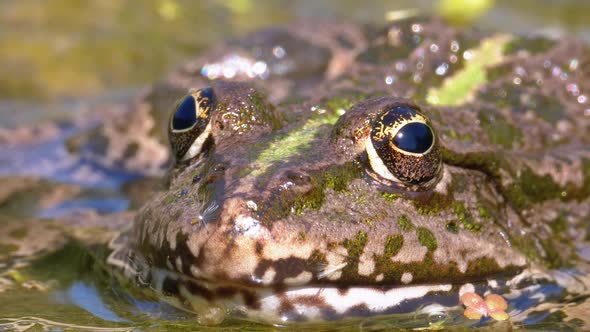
[101,17,590,324]
[2,17,590,327]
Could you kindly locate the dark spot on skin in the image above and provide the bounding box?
[255,241,264,255]
[279,298,295,315]
[215,287,237,298]
[241,290,261,310]
[185,279,214,301]
[345,303,372,317]
[122,142,140,159]
[254,257,309,283]
[337,286,350,296]
[445,221,459,233]
[145,232,201,277]
[161,277,180,296]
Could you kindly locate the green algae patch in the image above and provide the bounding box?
[504,167,563,210]
[453,202,482,232]
[163,194,177,205]
[0,243,19,256]
[383,234,404,257]
[478,109,522,148]
[260,162,363,223]
[292,162,363,216]
[381,192,401,202]
[397,214,414,231]
[426,35,511,106]
[250,113,340,177]
[373,234,404,277]
[8,227,28,240]
[340,232,369,278]
[416,227,437,251]
[412,192,454,215]
[477,204,493,222]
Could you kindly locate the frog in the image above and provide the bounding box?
[1,15,590,328]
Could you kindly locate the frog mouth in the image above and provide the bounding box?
[123,264,542,324]
[144,266,458,322]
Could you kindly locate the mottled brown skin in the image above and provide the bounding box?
[103,17,590,295]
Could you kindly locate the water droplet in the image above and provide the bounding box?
[395,62,406,72]
[567,83,580,96]
[429,44,439,53]
[435,63,449,76]
[543,60,552,68]
[252,61,268,77]
[411,23,422,33]
[246,200,258,211]
[272,46,286,58]
[450,41,460,52]
[463,51,473,60]
[551,66,562,77]
[222,66,237,79]
[416,62,424,70]
[449,54,458,63]
[515,66,526,77]
[201,63,221,79]
[413,35,421,44]
[578,95,588,104]
[385,75,395,85]
[413,74,422,83]
[569,59,579,71]
[513,77,522,85]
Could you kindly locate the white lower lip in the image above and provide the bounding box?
[257,283,453,318]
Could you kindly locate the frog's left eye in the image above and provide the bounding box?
[365,104,441,187]
[168,87,214,161]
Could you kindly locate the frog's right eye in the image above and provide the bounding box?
[168,87,214,162]
[365,104,442,189]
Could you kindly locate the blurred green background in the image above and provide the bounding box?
[0,0,588,102]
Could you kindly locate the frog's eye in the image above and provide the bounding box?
[365,104,441,187]
[168,87,214,162]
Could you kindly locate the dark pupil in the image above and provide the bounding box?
[393,122,433,154]
[172,95,197,130]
